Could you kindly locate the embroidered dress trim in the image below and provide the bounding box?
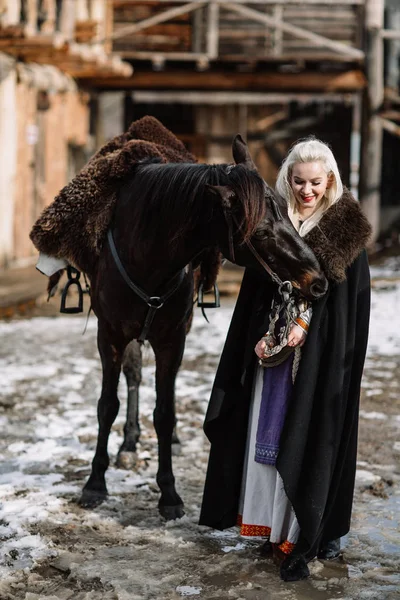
[254,444,279,464]
[279,540,296,555]
[240,520,271,538]
[238,514,295,555]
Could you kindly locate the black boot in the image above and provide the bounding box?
[317,538,341,560]
[280,554,310,582]
[259,539,272,556]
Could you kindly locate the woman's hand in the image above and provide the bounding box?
[287,323,307,347]
[255,322,307,358]
[255,338,268,359]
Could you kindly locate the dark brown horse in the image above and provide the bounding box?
[80,136,327,519]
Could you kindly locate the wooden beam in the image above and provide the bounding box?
[223,2,364,59]
[386,9,400,90]
[59,0,76,41]
[76,0,90,21]
[192,5,203,52]
[26,0,38,35]
[131,91,356,104]
[79,69,366,90]
[113,22,191,38]
[272,5,283,56]
[385,90,400,105]
[255,109,287,130]
[105,0,115,54]
[380,110,400,121]
[350,92,362,197]
[133,91,358,105]
[116,50,209,60]
[119,50,361,62]
[381,29,400,40]
[362,0,384,242]
[110,2,206,41]
[206,1,219,59]
[40,0,57,34]
[381,117,400,138]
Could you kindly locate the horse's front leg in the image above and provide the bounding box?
[79,322,126,508]
[151,329,186,520]
[116,339,142,469]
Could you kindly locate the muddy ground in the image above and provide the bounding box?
[0,263,399,600]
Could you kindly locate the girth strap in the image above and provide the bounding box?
[107,229,185,342]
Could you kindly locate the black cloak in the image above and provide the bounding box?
[199,190,372,558]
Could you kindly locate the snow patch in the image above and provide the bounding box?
[359,411,388,420]
[176,585,202,596]
[356,470,381,485]
[221,542,246,553]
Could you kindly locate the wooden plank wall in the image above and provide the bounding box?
[113,2,192,52]
[112,1,363,60]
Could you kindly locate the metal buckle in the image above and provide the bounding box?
[278,280,293,302]
[147,296,164,309]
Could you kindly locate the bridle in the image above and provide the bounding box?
[221,190,293,293]
[107,170,293,343]
[107,229,186,343]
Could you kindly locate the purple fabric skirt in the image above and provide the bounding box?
[254,354,294,466]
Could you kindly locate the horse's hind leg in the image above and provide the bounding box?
[117,340,180,470]
[79,322,125,508]
[116,340,142,469]
[151,328,186,520]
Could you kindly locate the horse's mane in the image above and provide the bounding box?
[118,161,267,246]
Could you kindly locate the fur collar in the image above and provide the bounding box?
[304,189,371,283]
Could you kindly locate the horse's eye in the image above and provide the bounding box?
[253,229,269,240]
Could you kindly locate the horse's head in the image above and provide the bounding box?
[209,136,328,301]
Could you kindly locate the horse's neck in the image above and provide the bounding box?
[112,220,218,291]
[112,174,224,288]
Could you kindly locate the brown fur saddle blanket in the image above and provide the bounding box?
[30,116,197,275]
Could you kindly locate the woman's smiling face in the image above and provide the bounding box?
[290,161,330,215]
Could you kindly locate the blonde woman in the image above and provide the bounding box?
[200,138,371,581]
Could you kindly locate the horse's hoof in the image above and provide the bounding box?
[159,504,185,520]
[78,489,107,509]
[116,451,139,470]
[280,554,310,582]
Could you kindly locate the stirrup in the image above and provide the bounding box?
[197,281,220,309]
[197,281,220,323]
[60,266,83,314]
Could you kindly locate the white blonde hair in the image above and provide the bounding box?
[275,137,343,236]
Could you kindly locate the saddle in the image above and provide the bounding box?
[29,116,196,275]
[30,116,222,308]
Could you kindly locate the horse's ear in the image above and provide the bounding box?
[206,185,235,210]
[232,134,257,171]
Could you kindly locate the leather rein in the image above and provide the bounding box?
[222,205,291,289]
